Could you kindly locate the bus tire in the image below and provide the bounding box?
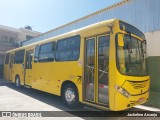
[62,83,79,108]
[15,76,21,88]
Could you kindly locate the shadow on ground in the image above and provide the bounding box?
[1,79,155,120]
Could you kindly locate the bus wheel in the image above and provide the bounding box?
[62,83,79,108]
[15,76,21,88]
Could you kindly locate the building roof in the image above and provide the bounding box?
[22,0,160,46]
[0,25,21,33]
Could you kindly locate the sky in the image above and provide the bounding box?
[0,0,122,33]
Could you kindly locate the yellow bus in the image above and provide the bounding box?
[3,19,150,111]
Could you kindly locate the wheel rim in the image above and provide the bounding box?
[65,88,75,103]
[16,78,19,86]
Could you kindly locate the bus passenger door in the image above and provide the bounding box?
[24,50,33,86]
[9,54,14,81]
[84,35,110,105]
[97,35,110,105]
[84,38,96,102]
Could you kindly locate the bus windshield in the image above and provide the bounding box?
[117,34,148,76]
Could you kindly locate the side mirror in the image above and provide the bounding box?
[118,34,124,47]
[143,40,147,44]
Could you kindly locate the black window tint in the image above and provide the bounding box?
[14,50,25,64]
[56,35,80,61]
[39,42,55,62]
[34,46,39,63]
[5,53,10,64]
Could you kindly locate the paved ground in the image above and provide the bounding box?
[0,79,159,120]
[144,92,160,108]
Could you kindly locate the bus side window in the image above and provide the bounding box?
[5,53,10,64]
[14,50,25,64]
[38,42,55,62]
[56,35,80,61]
[34,46,39,63]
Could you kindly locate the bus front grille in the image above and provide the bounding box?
[127,80,149,89]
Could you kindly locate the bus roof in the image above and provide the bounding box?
[6,19,118,53]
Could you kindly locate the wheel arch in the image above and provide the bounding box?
[15,74,20,82]
[61,80,79,97]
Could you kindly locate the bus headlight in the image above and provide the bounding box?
[115,85,131,98]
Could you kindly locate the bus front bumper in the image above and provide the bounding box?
[113,90,149,111]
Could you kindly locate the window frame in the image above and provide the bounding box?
[38,42,56,63]
[115,33,148,76]
[55,35,81,62]
[14,49,25,64]
[39,42,55,54]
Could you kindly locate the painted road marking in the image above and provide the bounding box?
[135,105,160,112]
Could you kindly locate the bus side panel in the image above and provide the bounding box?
[12,64,24,85]
[31,61,83,97]
[3,64,9,80]
[31,36,83,102]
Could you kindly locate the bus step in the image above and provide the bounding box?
[83,105,103,111]
[24,85,31,88]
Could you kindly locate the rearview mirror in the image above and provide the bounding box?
[118,34,124,47]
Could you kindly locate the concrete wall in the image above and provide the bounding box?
[0,25,41,67]
[19,28,41,42]
[0,28,18,65]
[145,30,160,92]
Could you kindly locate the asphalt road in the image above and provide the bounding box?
[0,79,159,120]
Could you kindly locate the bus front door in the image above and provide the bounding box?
[84,35,110,106]
[24,50,33,86]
